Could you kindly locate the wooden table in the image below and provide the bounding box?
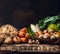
[0,44,60,53]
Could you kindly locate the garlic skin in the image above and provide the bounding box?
[28,39,32,44]
[4,37,12,44]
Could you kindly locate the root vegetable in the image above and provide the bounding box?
[4,37,12,44]
[20,38,27,42]
[37,30,43,35]
[19,27,27,33]
[13,36,20,43]
[19,32,25,37]
[48,29,54,33]
[25,33,30,38]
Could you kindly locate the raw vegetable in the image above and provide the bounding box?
[47,23,60,31]
[38,16,60,30]
[27,27,34,39]
[25,33,30,39]
[20,38,27,42]
[47,24,57,31]
[30,24,39,32]
[13,36,20,43]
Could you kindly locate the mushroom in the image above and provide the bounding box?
[38,34,43,38]
[32,40,36,43]
[36,40,39,43]
[43,30,48,33]
[48,29,54,35]
[37,30,43,35]
[53,32,60,38]
[43,33,51,38]
[50,35,55,39]
[28,39,32,44]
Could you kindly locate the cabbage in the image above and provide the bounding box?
[47,24,60,31]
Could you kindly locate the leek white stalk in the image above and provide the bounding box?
[30,24,39,33]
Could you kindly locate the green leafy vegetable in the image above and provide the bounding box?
[47,24,58,31]
[38,15,60,31]
[27,27,34,38]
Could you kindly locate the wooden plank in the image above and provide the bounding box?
[0,44,60,52]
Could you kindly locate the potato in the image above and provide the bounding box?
[44,33,51,38]
[13,36,20,43]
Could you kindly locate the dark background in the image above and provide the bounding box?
[0,0,60,29]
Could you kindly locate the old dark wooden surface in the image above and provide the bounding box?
[0,44,60,52]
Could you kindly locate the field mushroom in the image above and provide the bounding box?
[43,33,51,38]
[53,32,60,38]
[43,30,48,33]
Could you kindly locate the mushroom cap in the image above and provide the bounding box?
[44,32,51,38]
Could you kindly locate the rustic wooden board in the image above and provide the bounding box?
[0,44,60,52]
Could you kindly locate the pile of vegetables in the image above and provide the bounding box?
[29,15,60,44]
[38,16,60,31]
[0,15,60,44]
